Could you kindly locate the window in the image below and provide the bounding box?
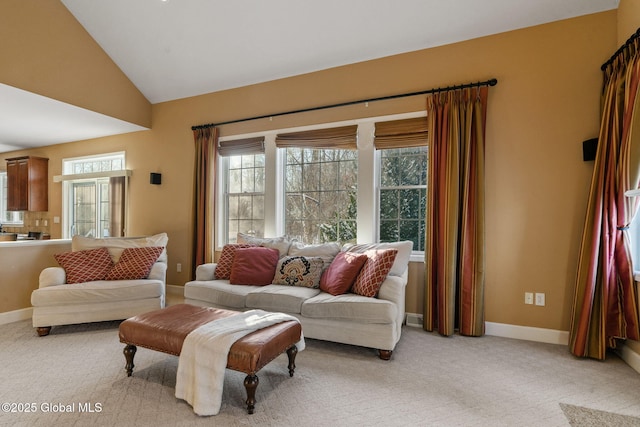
[62,153,127,238]
[225,153,265,242]
[216,113,428,254]
[284,147,357,244]
[0,172,24,226]
[219,137,265,243]
[378,146,428,251]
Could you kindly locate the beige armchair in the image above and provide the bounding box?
[31,233,168,336]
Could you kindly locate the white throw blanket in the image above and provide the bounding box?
[175,310,305,416]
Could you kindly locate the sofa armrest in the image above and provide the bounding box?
[377,270,408,305]
[195,263,218,281]
[39,267,66,288]
[148,262,167,283]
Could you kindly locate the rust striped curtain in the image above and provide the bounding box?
[424,86,488,337]
[192,127,218,278]
[569,38,640,359]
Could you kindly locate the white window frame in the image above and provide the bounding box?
[216,112,426,260]
[60,152,126,239]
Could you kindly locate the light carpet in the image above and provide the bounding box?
[1,319,639,426]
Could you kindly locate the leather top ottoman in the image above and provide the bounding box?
[118,303,302,414]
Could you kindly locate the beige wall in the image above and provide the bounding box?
[0,1,150,127]
[0,9,626,335]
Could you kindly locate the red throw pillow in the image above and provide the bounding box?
[229,247,279,286]
[106,246,164,280]
[214,244,255,279]
[320,252,368,296]
[54,247,113,284]
[351,249,398,298]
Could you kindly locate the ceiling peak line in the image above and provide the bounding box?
[191,78,498,131]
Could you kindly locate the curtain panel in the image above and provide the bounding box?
[424,86,488,337]
[108,176,126,237]
[192,127,218,278]
[569,41,640,359]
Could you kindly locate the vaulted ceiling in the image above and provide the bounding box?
[0,0,620,153]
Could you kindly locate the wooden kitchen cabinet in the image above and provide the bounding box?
[6,156,48,211]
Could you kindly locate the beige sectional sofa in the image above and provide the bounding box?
[184,236,413,359]
[31,233,168,336]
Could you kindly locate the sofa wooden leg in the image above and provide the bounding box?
[378,349,392,360]
[244,374,259,414]
[286,345,298,377]
[36,327,51,337]
[123,344,137,377]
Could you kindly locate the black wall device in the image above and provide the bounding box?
[582,138,598,162]
[150,172,162,185]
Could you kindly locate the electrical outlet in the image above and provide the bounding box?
[177,263,182,273]
[525,292,534,305]
[535,292,545,306]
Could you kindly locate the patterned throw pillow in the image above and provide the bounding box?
[351,249,398,298]
[319,251,368,295]
[273,256,324,288]
[215,244,255,279]
[54,247,114,284]
[229,247,280,286]
[106,246,164,280]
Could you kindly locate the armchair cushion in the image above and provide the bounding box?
[106,246,164,280]
[53,247,113,284]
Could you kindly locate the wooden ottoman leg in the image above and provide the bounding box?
[243,374,259,414]
[286,345,298,377]
[123,344,137,377]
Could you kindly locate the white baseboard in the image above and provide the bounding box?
[404,315,569,345]
[0,307,32,325]
[485,321,569,345]
[619,344,640,375]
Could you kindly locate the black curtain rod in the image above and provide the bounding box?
[601,27,640,71]
[191,78,498,131]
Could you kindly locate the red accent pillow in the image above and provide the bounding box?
[106,246,164,280]
[54,247,113,284]
[214,244,255,279]
[320,252,368,295]
[351,249,398,298]
[229,247,280,286]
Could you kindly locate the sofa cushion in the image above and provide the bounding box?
[72,233,169,263]
[352,249,398,298]
[54,247,113,284]
[31,280,164,307]
[246,284,321,314]
[215,243,255,279]
[343,240,412,276]
[230,247,279,285]
[287,242,341,269]
[237,233,291,258]
[301,292,397,324]
[319,251,368,296]
[106,246,164,280]
[184,280,258,309]
[273,256,324,288]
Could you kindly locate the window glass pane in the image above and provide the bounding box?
[379,146,427,252]
[224,154,265,244]
[284,147,357,244]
